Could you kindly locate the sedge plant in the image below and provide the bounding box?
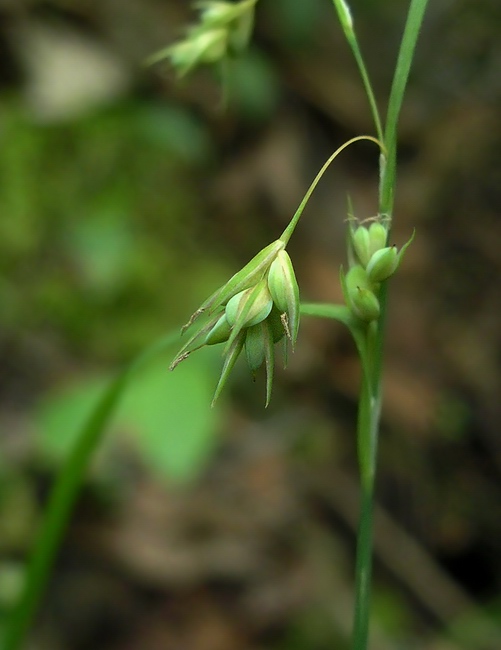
[2,1,429,649]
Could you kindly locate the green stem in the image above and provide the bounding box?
[352,470,375,650]
[330,1,383,142]
[3,332,178,650]
[352,335,380,650]
[349,39,384,143]
[346,1,430,649]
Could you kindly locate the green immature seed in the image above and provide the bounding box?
[244,320,275,406]
[267,307,286,343]
[267,250,300,346]
[352,226,371,267]
[204,313,231,345]
[245,321,268,371]
[351,286,380,322]
[352,222,388,268]
[343,264,380,322]
[366,246,399,283]
[203,239,284,316]
[225,280,273,329]
[368,222,387,254]
[345,264,371,293]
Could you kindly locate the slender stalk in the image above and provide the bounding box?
[2,332,178,650]
[280,135,383,246]
[331,0,384,143]
[352,475,376,650]
[349,42,384,144]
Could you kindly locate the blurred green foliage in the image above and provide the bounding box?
[0,93,238,484]
[227,48,280,121]
[36,350,224,483]
[0,97,226,358]
[265,0,325,47]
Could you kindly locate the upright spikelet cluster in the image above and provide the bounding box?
[342,220,413,322]
[148,0,258,76]
[170,239,300,406]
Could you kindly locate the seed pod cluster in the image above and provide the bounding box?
[345,221,414,322]
[170,240,300,406]
[148,0,258,75]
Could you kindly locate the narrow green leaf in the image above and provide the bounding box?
[331,0,353,33]
[381,0,430,215]
[3,332,179,650]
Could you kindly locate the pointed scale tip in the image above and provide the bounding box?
[169,352,190,371]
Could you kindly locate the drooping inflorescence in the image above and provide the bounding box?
[147,0,258,76]
[170,239,300,406]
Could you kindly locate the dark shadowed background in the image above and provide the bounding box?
[1,1,501,649]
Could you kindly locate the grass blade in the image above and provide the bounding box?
[3,331,178,650]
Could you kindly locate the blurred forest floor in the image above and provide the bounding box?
[1,1,501,649]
